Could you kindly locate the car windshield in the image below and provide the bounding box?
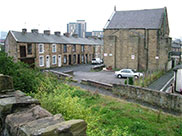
[132,70,137,73]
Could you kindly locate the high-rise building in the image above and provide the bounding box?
[67,20,86,38]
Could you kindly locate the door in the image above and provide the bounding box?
[20,46,26,57]
[69,55,72,65]
[58,55,62,67]
[46,55,50,68]
[78,54,80,64]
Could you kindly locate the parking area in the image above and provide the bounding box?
[51,64,125,84]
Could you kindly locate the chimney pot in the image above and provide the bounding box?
[44,30,51,35]
[64,33,70,37]
[54,31,61,36]
[31,29,39,33]
[22,28,27,33]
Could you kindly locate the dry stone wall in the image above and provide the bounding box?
[0,74,87,136]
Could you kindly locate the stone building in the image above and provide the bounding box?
[5,29,103,68]
[104,7,171,71]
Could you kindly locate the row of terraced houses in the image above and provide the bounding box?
[5,29,103,68]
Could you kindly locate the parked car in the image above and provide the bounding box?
[92,58,103,64]
[115,69,143,78]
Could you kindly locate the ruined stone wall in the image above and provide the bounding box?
[5,32,18,62]
[0,74,87,136]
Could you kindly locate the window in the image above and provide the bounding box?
[81,54,84,63]
[64,44,67,53]
[39,44,44,53]
[52,44,57,53]
[52,55,57,64]
[64,55,67,64]
[73,54,76,64]
[72,45,76,52]
[27,43,32,55]
[81,45,84,52]
[39,56,44,67]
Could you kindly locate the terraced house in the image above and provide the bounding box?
[5,29,103,68]
[104,7,171,71]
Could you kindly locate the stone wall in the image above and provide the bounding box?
[103,29,170,71]
[81,79,182,115]
[0,74,87,136]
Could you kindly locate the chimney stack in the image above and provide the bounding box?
[64,33,70,37]
[31,29,39,34]
[72,34,78,38]
[44,30,51,35]
[54,31,61,36]
[22,28,27,33]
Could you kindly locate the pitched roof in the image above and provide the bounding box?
[10,31,103,45]
[106,8,165,29]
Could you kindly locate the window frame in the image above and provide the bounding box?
[39,55,44,67]
[72,44,76,52]
[39,44,44,54]
[27,43,32,55]
[63,44,67,53]
[81,45,84,52]
[52,44,57,53]
[52,55,57,65]
[64,55,67,64]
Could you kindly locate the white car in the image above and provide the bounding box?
[92,58,103,64]
[115,69,143,78]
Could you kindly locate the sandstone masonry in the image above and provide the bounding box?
[0,74,87,136]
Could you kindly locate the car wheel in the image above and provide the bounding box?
[118,74,122,78]
[134,75,139,79]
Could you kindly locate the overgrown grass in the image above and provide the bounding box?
[29,75,182,136]
[1,51,182,136]
[134,70,165,87]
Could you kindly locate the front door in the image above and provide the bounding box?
[20,46,26,57]
[58,55,62,67]
[78,54,80,64]
[46,55,50,68]
[69,55,72,65]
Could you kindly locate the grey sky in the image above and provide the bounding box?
[0,0,181,38]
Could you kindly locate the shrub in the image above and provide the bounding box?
[0,51,42,92]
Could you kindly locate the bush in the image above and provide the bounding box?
[0,51,42,92]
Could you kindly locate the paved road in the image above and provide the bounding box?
[148,70,174,91]
[51,64,125,85]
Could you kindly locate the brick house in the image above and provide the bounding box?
[5,29,103,68]
[104,7,171,71]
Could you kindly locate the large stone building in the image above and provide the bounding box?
[5,29,103,68]
[104,7,171,71]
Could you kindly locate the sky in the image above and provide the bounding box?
[0,0,182,38]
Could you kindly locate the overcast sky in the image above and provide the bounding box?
[0,0,182,38]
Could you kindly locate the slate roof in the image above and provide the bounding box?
[106,8,165,29]
[10,31,103,45]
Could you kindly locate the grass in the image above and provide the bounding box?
[30,75,182,136]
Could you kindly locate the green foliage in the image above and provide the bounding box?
[128,77,134,85]
[134,70,165,87]
[125,80,127,85]
[0,52,42,92]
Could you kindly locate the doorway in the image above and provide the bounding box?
[20,46,26,57]
[69,55,72,65]
[58,55,62,67]
[46,55,50,68]
[78,54,80,64]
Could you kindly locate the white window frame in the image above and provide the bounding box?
[39,55,44,67]
[52,44,57,53]
[52,55,57,65]
[39,44,44,54]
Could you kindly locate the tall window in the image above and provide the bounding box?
[72,45,76,52]
[39,44,44,54]
[64,44,67,53]
[81,54,84,63]
[73,54,76,64]
[52,44,57,53]
[81,45,84,52]
[27,43,32,55]
[39,56,44,67]
[52,55,57,64]
[64,55,67,64]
